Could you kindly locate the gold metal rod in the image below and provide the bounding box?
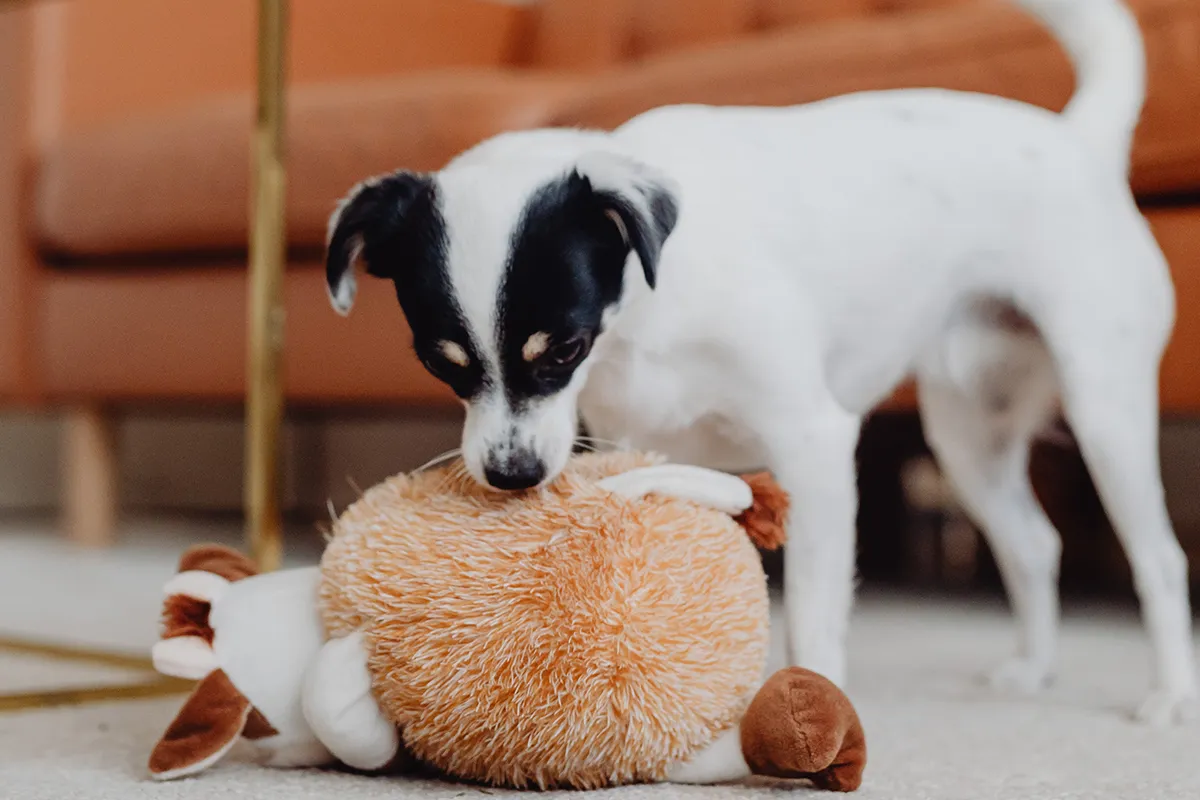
[245,0,289,572]
[0,636,153,672]
[0,678,191,714]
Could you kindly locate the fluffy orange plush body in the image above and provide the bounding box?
[319,451,770,789]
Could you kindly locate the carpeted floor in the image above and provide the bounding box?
[2,519,1199,799]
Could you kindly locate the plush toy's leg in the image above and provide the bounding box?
[598,464,754,515]
[666,725,752,784]
[302,632,402,772]
[239,707,335,769]
[252,738,337,769]
[740,667,866,792]
[148,669,252,781]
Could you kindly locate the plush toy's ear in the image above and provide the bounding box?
[148,670,254,781]
[736,472,790,551]
[325,171,434,316]
[177,543,259,581]
[154,545,255,680]
[571,153,679,289]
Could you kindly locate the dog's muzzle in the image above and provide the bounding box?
[482,449,546,491]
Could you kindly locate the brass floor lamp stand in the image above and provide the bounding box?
[0,0,289,712]
[245,0,288,575]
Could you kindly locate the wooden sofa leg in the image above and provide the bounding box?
[62,407,119,547]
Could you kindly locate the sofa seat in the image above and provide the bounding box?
[33,0,1200,261]
[27,207,1200,409]
[37,263,456,405]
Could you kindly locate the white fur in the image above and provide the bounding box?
[339,0,1196,722]
[460,388,581,486]
[1018,0,1145,171]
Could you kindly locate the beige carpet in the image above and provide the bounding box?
[3,520,1200,799]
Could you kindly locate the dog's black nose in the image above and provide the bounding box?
[484,454,546,491]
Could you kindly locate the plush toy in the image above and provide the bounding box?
[146,452,866,791]
[311,451,865,789]
[147,546,333,779]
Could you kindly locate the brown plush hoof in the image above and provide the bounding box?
[740,667,866,792]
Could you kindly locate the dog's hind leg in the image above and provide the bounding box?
[1038,257,1197,723]
[917,316,1063,693]
[1057,361,1195,723]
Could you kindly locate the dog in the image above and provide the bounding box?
[324,0,1196,724]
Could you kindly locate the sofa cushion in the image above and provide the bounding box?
[756,0,966,29]
[37,264,455,404]
[35,70,575,258]
[42,0,534,137]
[33,209,1200,411]
[552,0,1200,198]
[524,0,968,69]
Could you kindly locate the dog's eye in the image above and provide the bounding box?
[545,336,589,368]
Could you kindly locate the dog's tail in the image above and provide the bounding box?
[1015,0,1145,176]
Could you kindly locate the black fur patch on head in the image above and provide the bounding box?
[496,172,643,407]
[326,172,487,399]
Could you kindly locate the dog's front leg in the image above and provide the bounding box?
[763,408,862,687]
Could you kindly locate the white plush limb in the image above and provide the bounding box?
[302,632,400,771]
[151,636,217,680]
[598,464,753,515]
[666,725,751,784]
[163,570,229,604]
[257,740,336,769]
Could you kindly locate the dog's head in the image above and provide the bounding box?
[325,147,679,490]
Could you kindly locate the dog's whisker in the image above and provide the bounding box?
[573,435,627,452]
[414,448,464,474]
[433,457,471,492]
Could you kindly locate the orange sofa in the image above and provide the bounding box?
[2,0,1200,544]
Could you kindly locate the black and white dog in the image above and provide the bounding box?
[326,0,1196,725]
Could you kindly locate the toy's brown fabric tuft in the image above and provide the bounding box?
[177,544,259,582]
[320,451,771,790]
[740,667,866,792]
[241,707,280,740]
[735,472,790,551]
[161,595,213,642]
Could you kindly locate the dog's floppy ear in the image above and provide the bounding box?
[571,153,679,289]
[325,171,433,316]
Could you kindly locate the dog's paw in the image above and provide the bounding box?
[984,657,1051,694]
[1135,690,1200,727]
